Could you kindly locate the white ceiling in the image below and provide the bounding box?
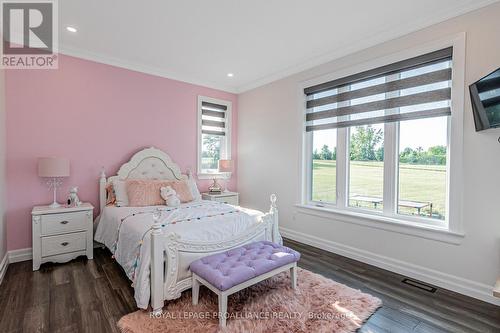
[59,0,497,93]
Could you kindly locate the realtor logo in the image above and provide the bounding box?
[1,0,58,69]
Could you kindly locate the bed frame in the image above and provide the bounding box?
[98,147,281,314]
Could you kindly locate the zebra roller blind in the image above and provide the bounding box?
[201,101,227,136]
[305,47,453,132]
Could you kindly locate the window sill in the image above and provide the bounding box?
[197,172,224,180]
[295,204,465,245]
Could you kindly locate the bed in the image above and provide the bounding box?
[94,147,281,314]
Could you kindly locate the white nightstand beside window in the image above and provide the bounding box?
[202,192,239,206]
[31,203,94,271]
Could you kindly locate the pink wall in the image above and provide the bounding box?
[5,54,238,251]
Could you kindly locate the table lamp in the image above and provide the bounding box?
[38,157,70,208]
[218,159,233,193]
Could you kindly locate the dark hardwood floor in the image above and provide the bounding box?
[287,239,500,333]
[0,239,499,332]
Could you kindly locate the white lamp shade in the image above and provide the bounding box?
[218,159,233,173]
[38,157,70,177]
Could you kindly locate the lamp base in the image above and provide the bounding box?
[46,178,63,209]
[208,178,223,193]
[49,201,61,209]
[222,174,230,193]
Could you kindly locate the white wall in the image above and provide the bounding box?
[238,3,500,304]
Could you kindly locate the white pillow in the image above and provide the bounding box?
[113,180,129,207]
[187,176,201,201]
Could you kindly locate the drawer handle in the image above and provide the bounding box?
[61,242,69,246]
[60,220,69,225]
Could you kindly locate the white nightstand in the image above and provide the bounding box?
[31,203,94,271]
[202,191,239,206]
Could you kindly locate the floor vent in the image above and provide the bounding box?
[402,278,437,293]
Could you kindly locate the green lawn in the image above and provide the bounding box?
[312,160,446,219]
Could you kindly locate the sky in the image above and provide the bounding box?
[312,116,448,152]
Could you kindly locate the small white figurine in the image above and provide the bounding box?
[68,186,81,207]
[160,186,180,207]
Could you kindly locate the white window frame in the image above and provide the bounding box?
[298,33,466,243]
[197,96,232,179]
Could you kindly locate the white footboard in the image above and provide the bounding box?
[150,194,281,314]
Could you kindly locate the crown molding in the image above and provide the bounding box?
[58,45,239,94]
[236,0,499,93]
[54,0,497,94]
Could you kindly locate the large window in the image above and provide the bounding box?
[304,47,456,228]
[197,96,231,176]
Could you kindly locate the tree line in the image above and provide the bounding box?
[313,126,446,165]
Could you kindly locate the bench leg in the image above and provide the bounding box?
[192,275,200,305]
[218,293,227,327]
[290,264,297,289]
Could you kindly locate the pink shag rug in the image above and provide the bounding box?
[118,268,381,333]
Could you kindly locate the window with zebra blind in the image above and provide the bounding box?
[301,39,466,234]
[197,96,232,175]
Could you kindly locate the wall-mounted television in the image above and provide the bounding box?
[470,67,500,131]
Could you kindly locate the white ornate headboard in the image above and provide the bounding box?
[99,147,189,213]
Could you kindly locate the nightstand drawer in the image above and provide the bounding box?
[214,196,238,205]
[41,232,86,257]
[41,211,88,235]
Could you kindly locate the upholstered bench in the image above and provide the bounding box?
[190,241,301,327]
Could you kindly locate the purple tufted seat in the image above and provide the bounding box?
[190,241,300,291]
[190,241,300,327]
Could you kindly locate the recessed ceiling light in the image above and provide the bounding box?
[66,26,77,33]
[227,73,234,77]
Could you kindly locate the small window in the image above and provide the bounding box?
[198,97,231,175]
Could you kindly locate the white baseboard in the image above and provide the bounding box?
[0,252,8,285]
[8,247,32,263]
[281,227,500,306]
[0,248,33,284]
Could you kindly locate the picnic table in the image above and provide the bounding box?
[350,195,433,217]
[350,195,383,209]
[399,199,433,217]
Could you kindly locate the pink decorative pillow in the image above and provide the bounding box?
[124,179,194,207]
[126,180,169,207]
[170,180,194,203]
